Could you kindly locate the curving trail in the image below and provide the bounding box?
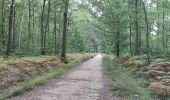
[11,55,117,100]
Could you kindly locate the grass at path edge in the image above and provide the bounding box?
[102,56,154,100]
[0,62,82,100]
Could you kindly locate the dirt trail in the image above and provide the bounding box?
[11,55,118,100]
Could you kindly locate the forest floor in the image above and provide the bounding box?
[103,55,170,100]
[9,55,119,100]
[3,54,169,100]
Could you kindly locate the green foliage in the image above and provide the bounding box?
[0,0,96,56]
[102,56,154,100]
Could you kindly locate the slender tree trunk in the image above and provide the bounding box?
[61,0,69,63]
[53,3,57,54]
[6,0,15,56]
[0,1,2,55]
[128,1,132,56]
[32,0,35,48]
[157,3,160,45]
[162,1,167,48]
[44,0,51,52]
[19,15,23,50]
[1,0,5,55]
[28,0,31,51]
[58,21,61,54]
[1,0,5,47]
[116,31,120,57]
[141,0,150,64]
[162,10,165,48]
[129,22,132,56]
[40,0,46,55]
[12,6,16,49]
[165,19,168,48]
[135,0,140,55]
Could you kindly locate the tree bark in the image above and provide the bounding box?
[162,9,165,48]
[32,0,35,48]
[19,14,23,51]
[44,0,51,52]
[0,1,2,55]
[157,3,160,45]
[6,0,15,56]
[129,22,132,56]
[12,6,16,49]
[28,0,31,51]
[1,0,5,47]
[116,32,120,57]
[141,0,150,64]
[53,3,57,54]
[0,0,5,55]
[40,0,46,55]
[128,1,132,56]
[135,0,140,55]
[61,0,69,63]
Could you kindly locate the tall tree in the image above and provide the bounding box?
[32,0,35,48]
[6,0,15,56]
[28,0,31,51]
[40,0,46,55]
[128,0,133,56]
[140,0,150,63]
[61,0,69,62]
[53,2,57,54]
[0,0,2,55]
[135,0,140,55]
[44,0,51,48]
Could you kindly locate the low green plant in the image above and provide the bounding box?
[102,56,154,100]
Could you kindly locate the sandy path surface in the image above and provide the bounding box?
[10,55,116,100]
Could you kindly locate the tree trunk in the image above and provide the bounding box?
[1,0,5,47]
[19,14,23,51]
[128,1,132,56]
[61,0,69,63]
[116,32,120,57]
[0,0,5,55]
[165,19,168,48]
[12,6,16,49]
[6,0,15,56]
[141,0,150,64]
[40,0,46,55]
[135,0,140,55]
[44,0,51,52]
[0,1,2,55]
[32,0,35,48]
[129,22,132,56]
[157,3,160,45]
[53,3,57,54]
[28,0,31,51]
[162,9,165,48]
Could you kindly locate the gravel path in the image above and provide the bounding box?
[10,55,117,100]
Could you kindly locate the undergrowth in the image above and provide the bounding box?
[102,56,154,100]
[0,54,94,100]
[0,62,82,100]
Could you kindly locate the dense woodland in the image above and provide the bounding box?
[1,0,170,99]
[0,0,98,59]
[0,0,170,61]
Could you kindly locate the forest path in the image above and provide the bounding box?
[11,55,115,100]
